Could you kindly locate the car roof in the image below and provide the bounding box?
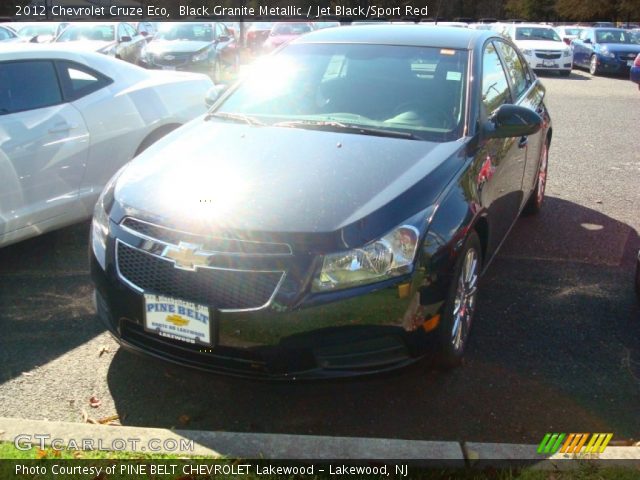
[293,24,491,50]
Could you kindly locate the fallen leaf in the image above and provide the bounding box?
[36,449,47,459]
[97,414,119,425]
[72,450,83,459]
[178,414,190,426]
[89,396,101,408]
[98,345,110,357]
[52,449,61,458]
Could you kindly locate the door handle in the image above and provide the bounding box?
[518,136,528,149]
[48,123,77,134]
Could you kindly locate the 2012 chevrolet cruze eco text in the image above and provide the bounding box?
[91,26,552,378]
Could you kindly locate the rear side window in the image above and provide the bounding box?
[494,41,530,99]
[0,60,62,115]
[55,61,112,101]
[481,42,511,114]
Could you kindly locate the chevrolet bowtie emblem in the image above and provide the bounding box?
[162,242,211,271]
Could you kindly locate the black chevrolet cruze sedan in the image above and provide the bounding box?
[91,25,552,378]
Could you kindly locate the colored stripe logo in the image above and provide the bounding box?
[537,433,612,455]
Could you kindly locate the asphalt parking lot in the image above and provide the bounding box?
[0,69,639,445]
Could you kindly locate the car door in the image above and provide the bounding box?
[0,60,89,237]
[476,40,528,256]
[572,29,588,66]
[214,23,235,67]
[494,40,545,202]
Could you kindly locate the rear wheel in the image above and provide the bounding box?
[523,139,549,216]
[436,231,482,368]
[589,55,600,76]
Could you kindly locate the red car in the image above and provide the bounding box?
[263,23,314,52]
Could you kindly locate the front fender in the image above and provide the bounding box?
[417,160,484,314]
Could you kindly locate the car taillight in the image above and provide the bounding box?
[635,54,640,67]
[563,38,571,45]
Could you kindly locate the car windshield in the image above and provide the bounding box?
[0,27,15,40]
[271,23,313,35]
[17,25,56,37]
[515,27,562,42]
[595,29,636,44]
[563,28,582,36]
[57,25,115,42]
[155,23,213,41]
[213,43,467,142]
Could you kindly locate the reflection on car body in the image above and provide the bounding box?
[91,26,552,379]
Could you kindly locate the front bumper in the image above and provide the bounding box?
[91,232,443,379]
[522,53,572,71]
[630,66,640,84]
[597,55,636,74]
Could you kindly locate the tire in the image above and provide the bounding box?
[589,55,600,76]
[522,139,549,216]
[435,231,482,368]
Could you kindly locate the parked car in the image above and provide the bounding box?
[631,53,640,89]
[134,22,158,42]
[11,22,69,43]
[140,22,236,82]
[54,22,146,65]
[263,22,314,52]
[555,25,583,45]
[90,26,551,378]
[572,28,640,75]
[502,23,572,75]
[245,22,274,52]
[0,44,213,248]
[0,25,21,43]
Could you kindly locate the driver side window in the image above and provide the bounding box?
[481,42,511,115]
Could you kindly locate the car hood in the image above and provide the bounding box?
[146,40,211,54]
[114,121,461,237]
[598,43,640,53]
[515,39,567,50]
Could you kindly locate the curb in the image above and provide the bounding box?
[1,417,639,465]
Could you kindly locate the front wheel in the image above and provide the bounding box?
[589,55,600,76]
[435,231,482,368]
[523,139,549,216]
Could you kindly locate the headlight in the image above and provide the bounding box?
[522,49,534,56]
[563,49,572,57]
[312,224,420,292]
[192,50,209,62]
[91,167,126,270]
[602,50,615,58]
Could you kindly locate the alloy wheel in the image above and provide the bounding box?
[450,247,479,352]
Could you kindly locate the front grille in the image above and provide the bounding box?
[535,51,562,60]
[116,242,284,311]
[151,52,191,66]
[619,53,638,61]
[121,218,291,256]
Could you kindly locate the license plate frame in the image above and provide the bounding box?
[543,59,557,67]
[143,294,212,346]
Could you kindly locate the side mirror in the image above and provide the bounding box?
[205,84,228,108]
[120,35,132,43]
[484,104,542,139]
[140,31,148,37]
[217,34,230,42]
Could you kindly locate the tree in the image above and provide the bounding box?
[506,0,555,20]
[555,0,617,21]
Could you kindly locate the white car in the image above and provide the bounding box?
[0,45,213,247]
[11,22,70,43]
[503,23,573,76]
[555,25,583,46]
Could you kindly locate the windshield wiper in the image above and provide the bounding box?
[205,111,266,126]
[272,120,419,140]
